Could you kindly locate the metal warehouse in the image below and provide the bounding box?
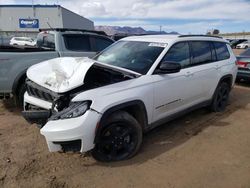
[0,4,94,37]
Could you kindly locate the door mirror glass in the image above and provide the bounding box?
[156,61,181,74]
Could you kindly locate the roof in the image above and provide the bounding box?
[0,4,60,8]
[121,34,227,44]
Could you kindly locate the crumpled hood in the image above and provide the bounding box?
[27,57,140,93]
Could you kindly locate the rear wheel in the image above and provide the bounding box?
[210,82,230,112]
[92,111,142,162]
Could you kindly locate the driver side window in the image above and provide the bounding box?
[161,42,191,68]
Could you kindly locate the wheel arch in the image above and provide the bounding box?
[211,74,233,101]
[94,100,148,143]
[12,69,27,96]
[219,74,233,88]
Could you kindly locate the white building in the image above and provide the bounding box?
[0,4,94,37]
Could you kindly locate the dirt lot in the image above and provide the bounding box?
[0,83,250,188]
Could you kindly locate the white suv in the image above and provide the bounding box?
[236,41,250,49]
[9,37,36,46]
[22,35,237,161]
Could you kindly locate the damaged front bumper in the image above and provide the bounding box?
[40,109,101,153]
[22,92,53,127]
[23,92,102,153]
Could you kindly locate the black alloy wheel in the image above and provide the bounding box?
[92,111,142,162]
[211,82,230,112]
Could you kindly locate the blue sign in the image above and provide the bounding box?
[19,19,39,28]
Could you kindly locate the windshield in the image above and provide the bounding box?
[94,41,165,74]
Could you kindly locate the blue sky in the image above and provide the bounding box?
[1,0,250,34]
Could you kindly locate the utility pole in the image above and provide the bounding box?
[160,25,162,33]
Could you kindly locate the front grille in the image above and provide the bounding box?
[26,80,58,102]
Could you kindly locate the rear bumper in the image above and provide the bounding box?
[237,70,250,80]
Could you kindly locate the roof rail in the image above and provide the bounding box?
[39,28,107,36]
[178,35,222,39]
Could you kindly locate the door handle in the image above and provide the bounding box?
[215,65,220,70]
[185,71,194,77]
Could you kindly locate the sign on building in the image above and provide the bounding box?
[19,19,39,28]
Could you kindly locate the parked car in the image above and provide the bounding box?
[22,35,237,162]
[236,41,250,49]
[236,48,250,81]
[0,28,114,104]
[9,37,36,46]
[230,39,247,49]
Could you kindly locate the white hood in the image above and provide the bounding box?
[27,57,140,93]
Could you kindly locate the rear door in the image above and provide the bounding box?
[187,41,220,102]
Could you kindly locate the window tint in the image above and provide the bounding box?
[161,42,190,68]
[210,42,217,61]
[214,42,230,61]
[191,41,212,65]
[92,37,113,52]
[63,35,91,51]
[37,33,55,49]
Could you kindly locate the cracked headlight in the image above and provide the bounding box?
[50,101,91,120]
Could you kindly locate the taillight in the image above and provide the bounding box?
[236,61,248,68]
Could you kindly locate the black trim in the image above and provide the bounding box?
[155,99,181,109]
[179,35,223,39]
[22,110,51,127]
[53,140,82,152]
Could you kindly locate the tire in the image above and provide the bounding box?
[245,46,248,49]
[210,82,230,112]
[17,83,26,107]
[92,111,143,162]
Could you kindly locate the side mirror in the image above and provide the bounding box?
[155,61,181,74]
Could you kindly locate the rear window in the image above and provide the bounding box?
[63,34,91,51]
[191,41,212,65]
[37,33,55,50]
[91,36,113,52]
[214,42,230,61]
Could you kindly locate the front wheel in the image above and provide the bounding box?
[92,111,142,162]
[210,82,230,112]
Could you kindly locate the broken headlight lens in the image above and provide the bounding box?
[50,101,91,120]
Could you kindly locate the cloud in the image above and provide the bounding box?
[0,0,15,4]
[58,0,250,21]
[3,0,250,33]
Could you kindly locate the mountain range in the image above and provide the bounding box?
[95,26,179,35]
